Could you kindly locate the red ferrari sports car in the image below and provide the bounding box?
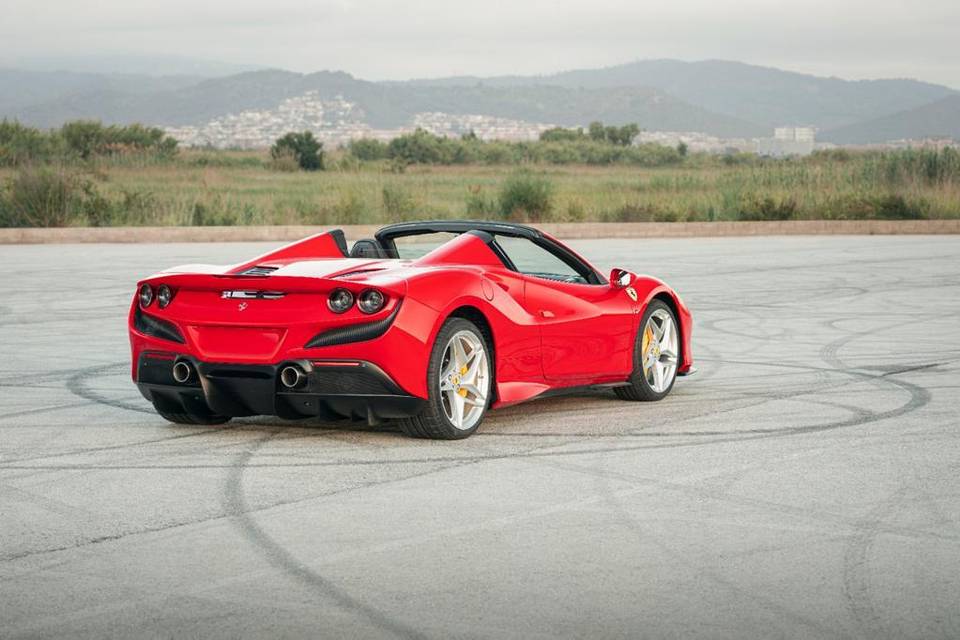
[130,221,693,438]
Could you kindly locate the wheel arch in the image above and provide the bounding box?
[650,291,683,367]
[636,282,692,373]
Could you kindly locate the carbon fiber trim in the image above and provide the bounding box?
[134,306,185,344]
[305,303,401,348]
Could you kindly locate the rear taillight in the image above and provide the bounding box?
[157,284,174,308]
[139,284,153,307]
[328,288,354,313]
[358,289,386,314]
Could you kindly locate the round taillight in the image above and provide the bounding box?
[327,288,354,313]
[157,284,174,308]
[139,284,154,307]
[358,289,386,314]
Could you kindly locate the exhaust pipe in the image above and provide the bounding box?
[280,365,306,390]
[172,360,194,384]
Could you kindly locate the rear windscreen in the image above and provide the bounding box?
[392,232,461,259]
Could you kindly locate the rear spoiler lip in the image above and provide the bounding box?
[137,273,407,297]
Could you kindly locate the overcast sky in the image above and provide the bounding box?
[2,0,957,87]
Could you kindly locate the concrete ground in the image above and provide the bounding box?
[1,236,958,639]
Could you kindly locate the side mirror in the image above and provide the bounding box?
[610,268,632,289]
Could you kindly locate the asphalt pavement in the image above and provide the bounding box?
[1,235,958,639]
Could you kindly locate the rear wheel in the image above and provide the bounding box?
[615,299,680,402]
[399,318,491,439]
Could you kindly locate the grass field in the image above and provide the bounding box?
[2,147,959,227]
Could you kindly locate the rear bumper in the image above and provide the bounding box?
[136,352,426,421]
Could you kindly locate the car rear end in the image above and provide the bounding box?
[129,270,434,423]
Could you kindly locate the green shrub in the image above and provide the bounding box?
[61,120,177,160]
[739,196,798,221]
[325,189,369,224]
[3,167,87,227]
[608,203,675,222]
[564,198,587,221]
[271,131,324,171]
[498,172,554,221]
[0,120,61,167]
[874,194,928,219]
[465,185,497,217]
[382,184,417,219]
[269,148,301,172]
[349,138,388,161]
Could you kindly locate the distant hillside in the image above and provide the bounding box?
[4,60,957,143]
[6,54,260,78]
[9,69,764,137]
[821,95,960,144]
[411,59,957,131]
[0,69,204,115]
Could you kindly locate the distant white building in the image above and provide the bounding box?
[757,126,817,157]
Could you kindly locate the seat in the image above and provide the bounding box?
[350,239,387,259]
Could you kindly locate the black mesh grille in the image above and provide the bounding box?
[312,370,396,395]
[134,307,185,343]
[305,303,401,348]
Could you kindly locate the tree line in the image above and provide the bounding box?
[0,120,178,166]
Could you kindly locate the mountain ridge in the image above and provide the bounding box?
[2,60,957,144]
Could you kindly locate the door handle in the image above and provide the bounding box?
[539,310,555,318]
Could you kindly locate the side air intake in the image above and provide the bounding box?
[305,304,401,348]
[134,306,185,344]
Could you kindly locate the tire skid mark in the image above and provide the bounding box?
[841,486,914,639]
[0,425,239,465]
[586,458,844,637]
[224,431,430,640]
[543,454,959,546]
[821,305,941,636]
[0,361,931,474]
[64,362,153,415]
[0,370,935,475]
[0,401,95,422]
[0,428,481,563]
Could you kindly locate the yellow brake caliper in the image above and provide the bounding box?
[458,364,469,397]
[641,326,654,371]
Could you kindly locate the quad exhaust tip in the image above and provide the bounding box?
[172,360,194,384]
[280,365,306,390]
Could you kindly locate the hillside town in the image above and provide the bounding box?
[164,91,556,149]
[163,90,956,155]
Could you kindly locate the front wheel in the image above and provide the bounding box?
[615,299,680,402]
[399,318,492,439]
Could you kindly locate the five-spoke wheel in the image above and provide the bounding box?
[616,299,680,401]
[400,318,492,439]
[438,329,490,431]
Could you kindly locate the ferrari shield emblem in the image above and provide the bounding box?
[625,287,638,302]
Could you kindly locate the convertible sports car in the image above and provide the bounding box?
[130,221,693,439]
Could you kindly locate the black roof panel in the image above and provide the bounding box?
[375,220,542,244]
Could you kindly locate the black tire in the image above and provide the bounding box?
[615,299,679,402]
[399,317,491,439]
[155,408,231,425]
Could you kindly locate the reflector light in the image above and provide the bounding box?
[144,351,177,361]
[310,360,362,367]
